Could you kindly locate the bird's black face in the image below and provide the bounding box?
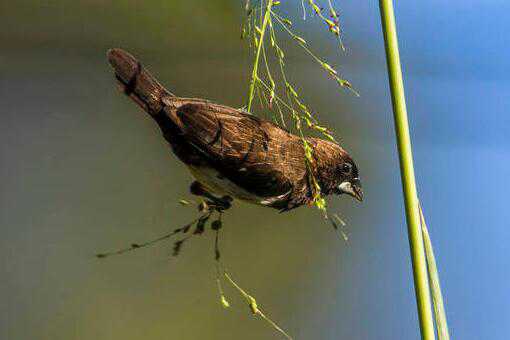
[333,160,364,202]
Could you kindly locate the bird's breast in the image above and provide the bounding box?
[187,165,291,207]
[187,165,262,204]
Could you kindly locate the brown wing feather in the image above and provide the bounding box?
[172,101,307,199]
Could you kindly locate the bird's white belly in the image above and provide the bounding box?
[187,165,261,203]
[187,165,289,206]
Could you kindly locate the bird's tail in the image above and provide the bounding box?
[107,48,175,116]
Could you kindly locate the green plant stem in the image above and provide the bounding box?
[246,0,274,113]
[378,1,435,339]
[419,204,450,340]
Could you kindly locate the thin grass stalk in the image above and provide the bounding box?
[246,0,274,113]
[378,1,436,339]
[419,204,450,340]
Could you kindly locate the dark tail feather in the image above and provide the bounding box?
[107,48,175,116]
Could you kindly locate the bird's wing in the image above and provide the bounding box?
[171,101,307,200]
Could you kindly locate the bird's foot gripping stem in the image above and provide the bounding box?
[189,181,233,212]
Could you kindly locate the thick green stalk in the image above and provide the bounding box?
[378,1,436,339]
[246,0,274,112]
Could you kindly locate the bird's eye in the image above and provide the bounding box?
[342,163,352,174]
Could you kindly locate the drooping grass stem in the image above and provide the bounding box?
[246,0,274,113]
[378,1,436,339]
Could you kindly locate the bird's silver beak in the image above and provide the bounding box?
[337,178,364,202]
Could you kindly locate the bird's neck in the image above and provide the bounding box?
[306,138,339,196]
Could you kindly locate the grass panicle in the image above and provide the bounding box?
[223,272,293,340]
[212,217,293,339]
[243,0,357,211]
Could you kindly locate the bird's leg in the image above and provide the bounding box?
[189,181,233,211]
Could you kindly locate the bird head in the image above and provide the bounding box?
[310,138,364,202]
[332,159,363,202]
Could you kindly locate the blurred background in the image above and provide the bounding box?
[1,1,509,339]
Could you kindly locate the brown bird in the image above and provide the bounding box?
[107,48,363,212]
